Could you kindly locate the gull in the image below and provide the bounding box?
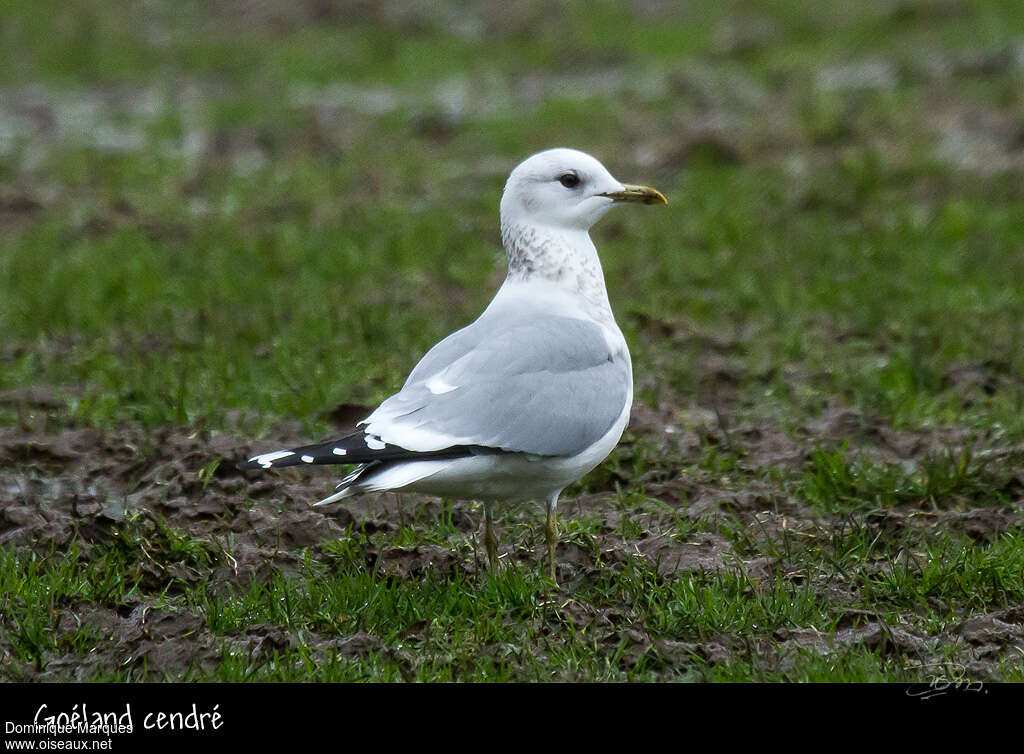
[239,148,666,581]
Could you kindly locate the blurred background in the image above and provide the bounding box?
[2,0,1023,438]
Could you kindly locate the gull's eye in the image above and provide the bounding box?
[558,173,581,189]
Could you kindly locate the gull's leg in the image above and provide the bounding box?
[483,501,498,573]
[545,492,560,583]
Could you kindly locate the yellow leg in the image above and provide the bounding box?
[483,502,498,573]
[546,493,560,584]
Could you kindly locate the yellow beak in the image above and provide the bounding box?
[601,184,668,205]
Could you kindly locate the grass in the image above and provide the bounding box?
[1,0,1023,682]
[798,445,1018,512]
[3,523,1022,681]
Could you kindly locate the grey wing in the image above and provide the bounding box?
[361,315,631,457]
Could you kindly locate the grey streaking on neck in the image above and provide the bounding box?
[500,220,614,323]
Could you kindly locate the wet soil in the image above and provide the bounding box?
[2,383,1021,680]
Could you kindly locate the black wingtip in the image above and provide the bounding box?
[238,431,481,475]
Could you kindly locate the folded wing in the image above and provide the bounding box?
[361,313,631,457]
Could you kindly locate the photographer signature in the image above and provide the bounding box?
[905,662,986,700]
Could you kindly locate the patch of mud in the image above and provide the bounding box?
[779,405,977,467]
[35,603,216,681]
[627,312,756,436]
[935,104,1024,174]
[631,531,736,576]
[952,606,1024,674]
[626,402,702,459]
[644,478,795,525]
[3,390,1022,681]
[866,506,1023,542]
[0,425,358,583]
[710,15,778,58]
[942,360,1024,407]
[652,620,950,678]
[816,60,898,93]
[369,544,469,579]
[0,386,68,410]
[31,597,389,680]
[236,623,384,664]
[774,622,931,658]
[733,420,806,470]
[913,40,1024,81]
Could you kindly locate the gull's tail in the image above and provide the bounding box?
[312,465,369,506]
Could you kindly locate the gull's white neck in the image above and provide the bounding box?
[499,220,614,324]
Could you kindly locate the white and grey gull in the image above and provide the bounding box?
[238,148,666,580]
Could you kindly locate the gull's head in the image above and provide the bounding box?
[500,148,666,232]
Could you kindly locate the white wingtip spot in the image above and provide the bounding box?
[249,450,295,469]
[301,455,315,463]
[332,447,347,456]
[365,435,386,450]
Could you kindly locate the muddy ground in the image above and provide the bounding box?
[2,379,1022,682]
